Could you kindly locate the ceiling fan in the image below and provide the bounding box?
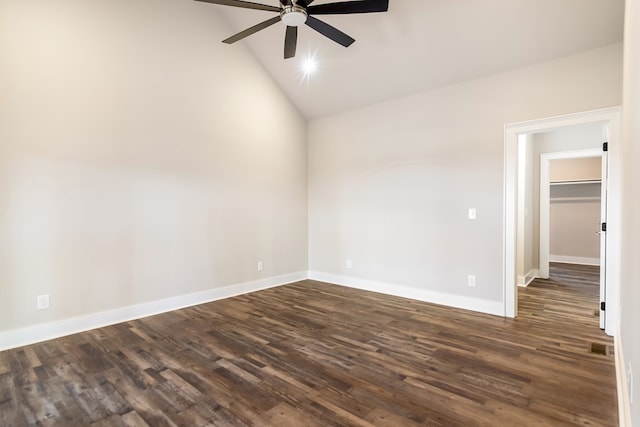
[195,0,389,59]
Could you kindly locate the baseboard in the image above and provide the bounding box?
[615,333,633,427]
[517,269,539,287]
[0,271,307,352]
[308,271,504,317]
[549,255,600,266]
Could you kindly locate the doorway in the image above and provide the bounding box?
[504,107,621,337]
[539,148,605,328]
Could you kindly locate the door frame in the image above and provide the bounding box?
[503,107,621,336]
[539,148,603,279]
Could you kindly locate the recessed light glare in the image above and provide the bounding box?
[298,51,320,83]
[302,56,317,76]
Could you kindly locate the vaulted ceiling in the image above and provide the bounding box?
[197,0,625,119]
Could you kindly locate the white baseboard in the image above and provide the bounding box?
[517,269,539,287]
[615,333,632,427]
[549,255,600,266]
[1,270,512,351]
[308,271,504,317]
[0,271,307,352]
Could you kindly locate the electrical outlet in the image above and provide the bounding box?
[37,294,50,310]
[346,259,352,269]
[257,261,264,272]
[468,208,477,220]
[468,275,476,287]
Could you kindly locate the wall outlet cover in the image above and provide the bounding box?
[37,294,50,310]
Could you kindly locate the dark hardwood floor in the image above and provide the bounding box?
[1,263,617,426]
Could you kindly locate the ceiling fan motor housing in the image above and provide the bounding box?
[281,5,308,26]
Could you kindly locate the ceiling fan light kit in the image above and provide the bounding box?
[195,0,389,59]
[281,5,308,26]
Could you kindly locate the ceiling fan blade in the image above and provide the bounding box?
[284,26,298,59]
[308,0,388,15]
[223,16,281,44]
[297,0,315,6]
[305,16,355,47]
[194,0,280,12]
[280,0,292,5]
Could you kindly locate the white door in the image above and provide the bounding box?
[598,142,608,330]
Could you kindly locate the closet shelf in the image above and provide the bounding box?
[550,179,601,186]
[550,196,601,202]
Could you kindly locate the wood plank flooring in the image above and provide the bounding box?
[0,263,617,426]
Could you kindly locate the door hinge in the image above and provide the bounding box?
[602,222,607,232]
[601,301,606,311]
[603,142,608,152]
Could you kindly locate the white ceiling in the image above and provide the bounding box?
[204,0,624,119]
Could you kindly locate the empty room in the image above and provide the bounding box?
[1,0,639,426]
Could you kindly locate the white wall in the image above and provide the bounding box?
[522,137,535,280]
[549,181,601,263]
[516,135,529,284]
[620,0,640,424]
[550,157,601,181]
[516,135,537,284]
[0,0,307,335]
[308,44,622,313]
[521,137,536,282]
